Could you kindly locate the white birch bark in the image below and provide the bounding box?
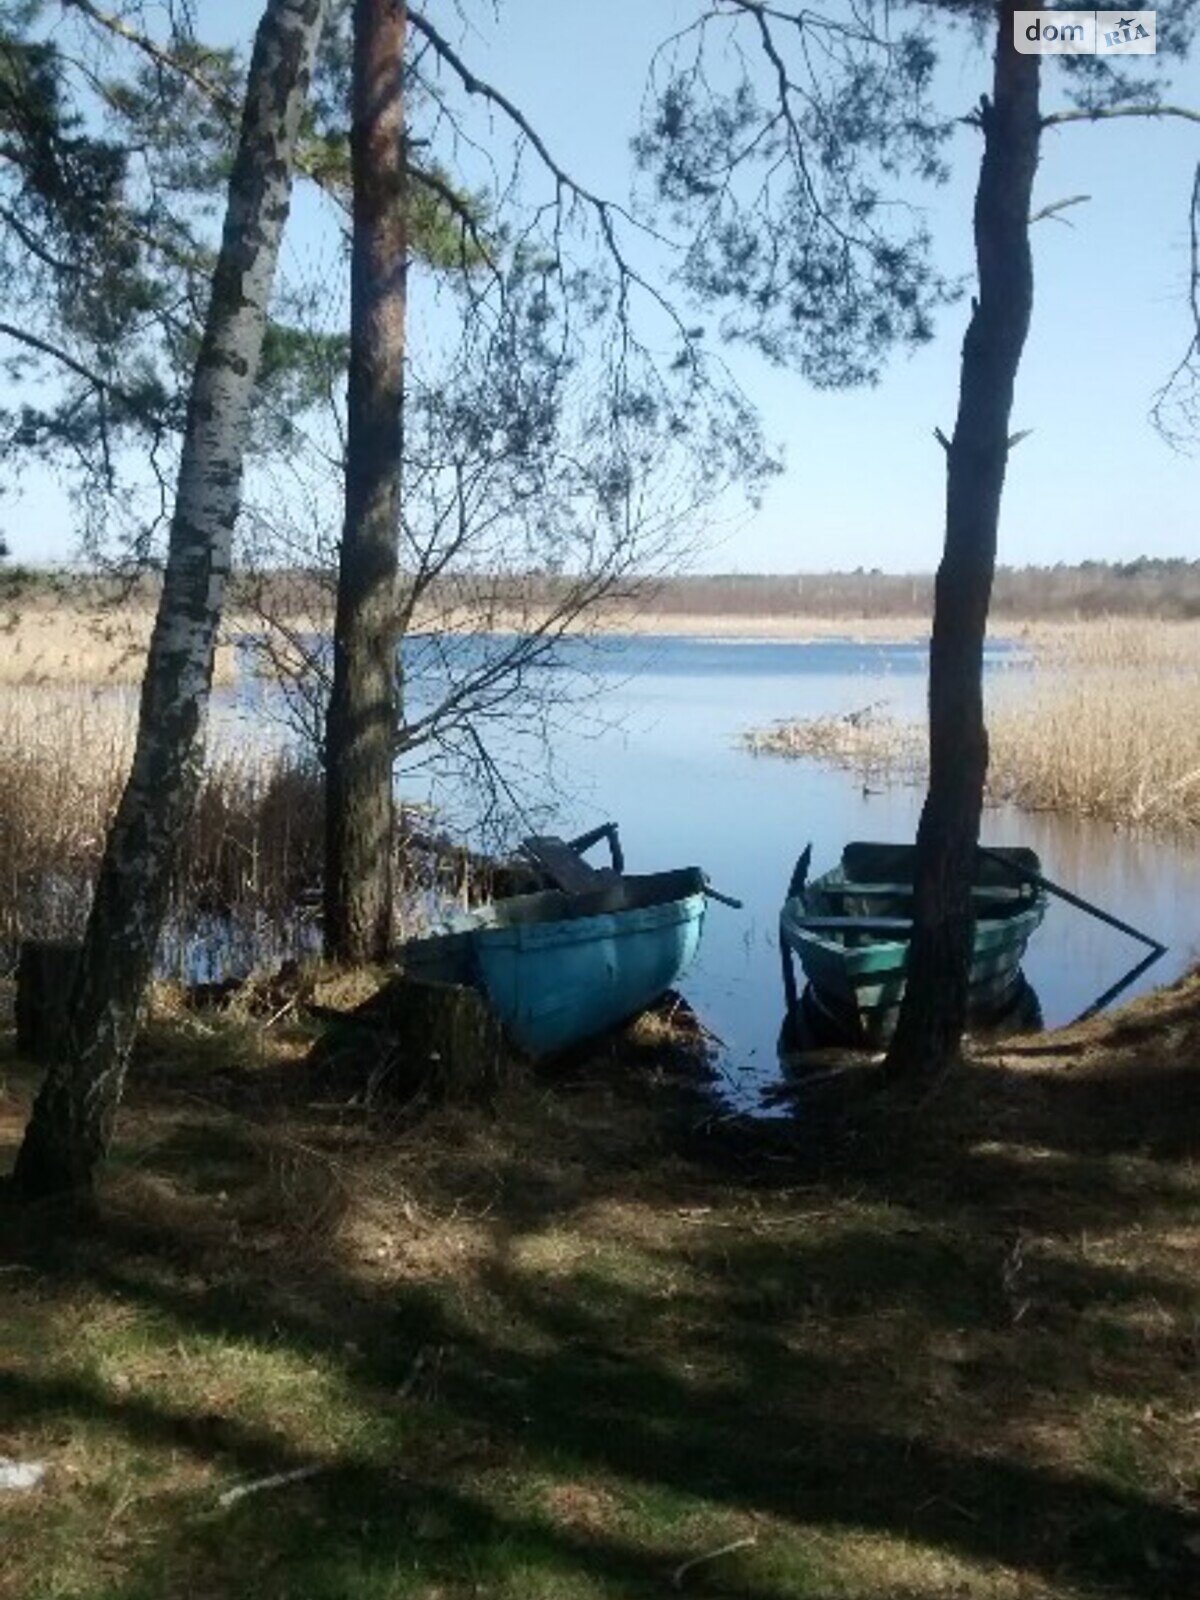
[14,0,328,1198]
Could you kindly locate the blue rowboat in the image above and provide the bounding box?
[396,868,707,1058]
[780,842,1047,1049]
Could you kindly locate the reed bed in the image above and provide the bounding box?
[743,701,922,777]
[1013,616,1200,671]
[746,620,1200,833]
[988,671,1200,829]
[0,685,324,961]
[0,681,499,978]
[1,600,240,687]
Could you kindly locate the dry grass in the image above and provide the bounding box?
[1015,617,1200,670]
[1,599,240,688]
[989,674,1200,829]
[748,620,1200,832]
[0,686,324,956]
[0,688,135,947]
[2,974,1200,1598]
[744,700,922,774]
[987,621,1200,828]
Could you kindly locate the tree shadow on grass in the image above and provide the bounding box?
[0,1368,815,1600]
[4,1003,1200,1598]
[5,1165,1199,1599]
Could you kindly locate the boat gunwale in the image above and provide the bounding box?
[476,888,707,954]
[470,866,707,930]
[780,896,1047,963]
[781,848,1046,957]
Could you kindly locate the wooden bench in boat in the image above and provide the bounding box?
[787,916,914,936]
[519,823,625,894]
[815,883,1029,904]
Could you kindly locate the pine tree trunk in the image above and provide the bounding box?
[323,0,407,965]
[885,3,1040,1080]
[12,0,327,1201]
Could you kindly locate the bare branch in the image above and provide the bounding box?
[1042,103,1200,128]
[408,7,689,338]
[1029,193,1090,226]
[1151,162,1200,450]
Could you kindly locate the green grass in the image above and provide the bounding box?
[3,979,1200,1599]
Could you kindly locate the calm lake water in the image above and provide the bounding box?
[393,634,1200,1104]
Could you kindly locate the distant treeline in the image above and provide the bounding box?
[8,559,1200,622]
[637,561,1200,620]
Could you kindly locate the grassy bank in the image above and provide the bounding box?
[3,975,1200,1598]
[747,620,1200,832]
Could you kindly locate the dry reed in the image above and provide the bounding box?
[745,621,1200,833]
[744,700,922,775]
[0,685,324,957]
[988,671,1200,829]
[1,599,240,687]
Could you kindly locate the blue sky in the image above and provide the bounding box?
[5,0,1198,572]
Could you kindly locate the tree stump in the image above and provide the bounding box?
[16,942,81,1064]
[315,974,521,1104]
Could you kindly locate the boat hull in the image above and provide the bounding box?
[780,843,1046,1048]
[398,869,707,1058]
[794,968,1043,1051]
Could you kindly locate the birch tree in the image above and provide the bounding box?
[13,0,328,1200]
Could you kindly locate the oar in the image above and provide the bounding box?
[704,880,743,909]
[1073,946,1166,1023]
[976,844,1167,1023]
[976,846,1166,955]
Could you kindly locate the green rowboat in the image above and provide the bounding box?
[780,842,1047,1048]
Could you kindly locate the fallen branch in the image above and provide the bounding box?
[671,1534,757,1588]
[217,1464,323,1511]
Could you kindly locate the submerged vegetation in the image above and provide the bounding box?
[3,973,1200,1598]
[747,621,1200,834]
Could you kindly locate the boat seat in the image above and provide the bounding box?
[519,835,622,894]
[786,915,914,936]
[817,883,1028,903]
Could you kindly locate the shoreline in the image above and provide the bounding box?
[8,599,1200,689]
[552,610,934,643]
[2,604,937,684]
